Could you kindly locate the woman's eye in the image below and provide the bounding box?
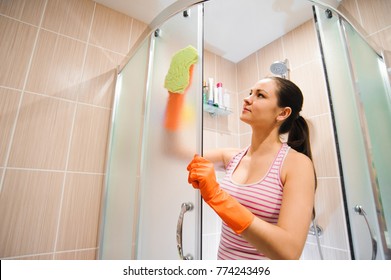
[249,91,265,98]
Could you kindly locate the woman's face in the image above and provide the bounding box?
[240,78,284,128]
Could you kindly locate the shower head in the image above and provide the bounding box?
[270,59,289,78]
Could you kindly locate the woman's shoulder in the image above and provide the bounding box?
[281,147,314,182]
[286,148,313,168]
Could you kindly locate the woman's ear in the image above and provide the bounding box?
[276,107,292,122]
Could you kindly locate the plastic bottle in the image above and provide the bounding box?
[213,85,219,107]
[207,78,214,105]
[202,81,208,104]
[217,82,223,108]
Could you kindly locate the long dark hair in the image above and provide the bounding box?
[270,76,317,218]
[270,76,312,160]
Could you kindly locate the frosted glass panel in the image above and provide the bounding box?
[137,6,202,259]
[99,39,150,259]
[344,21,391,254]
[315,5,391,259]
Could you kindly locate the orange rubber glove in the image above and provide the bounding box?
[164,65,194,131]
[187,155,254,234]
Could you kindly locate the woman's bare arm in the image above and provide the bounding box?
[240,151,315,259]
[203,148,241,171]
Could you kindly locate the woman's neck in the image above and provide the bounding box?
[248,129,282,156]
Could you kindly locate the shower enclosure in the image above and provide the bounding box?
[314,4,391,259]
[98,2,203,259]
[98,0,391,260]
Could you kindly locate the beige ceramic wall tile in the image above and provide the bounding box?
[230,88,239,116]
[203,129,217,151]
[257,38,284,79]
[315,246,351,260]
[339,0,361,26]
[79,45,124,107]
[0,167,3,188]
[301,242,350,260]
[217,102,239,134]
[357,0,391,35]
[311,177,350,251]
[283,20,320,69]
[0,0,179,261]
[0,170,64,258]
[13,253,54,260]
[42,0,95,41]
[0,16,37,89]
[216,131,239,149]
[307,115,340,178]
[90,4,132,55]
[55,249,97,260]
[8,93,75,169]
[217,98,239,133]
[0,88,21,166]
[215,56,237,92]
[215,115,230,134]
[56,173,103,251]
[236,53,258,92]
[67,104,111,173]
[290,60,330,118]
[26,30,86,101]
[369,27,391,52]
[203,111,217,131]
[0,0,46,25]
[24,30,57,95]
[129,18,149,51]
[203,50,216,84]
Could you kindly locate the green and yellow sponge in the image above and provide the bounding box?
[164,45,198,94]
[163,45,198,131]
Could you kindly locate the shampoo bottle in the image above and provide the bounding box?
[217,82,223,108]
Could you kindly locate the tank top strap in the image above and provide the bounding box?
[267,142,290,185]
[225,146,249,175]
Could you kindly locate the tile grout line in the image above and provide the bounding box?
[52,1,97,256]
[0,0,49,193]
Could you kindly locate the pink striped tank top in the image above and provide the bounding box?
[217,143,290,260]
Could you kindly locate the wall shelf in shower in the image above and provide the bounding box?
[203,103,232,116]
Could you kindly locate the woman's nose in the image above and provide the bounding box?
[243,95,252,104]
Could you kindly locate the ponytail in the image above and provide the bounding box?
[289,115,318,219]
[289,115,317,219]
[287,115,312,160]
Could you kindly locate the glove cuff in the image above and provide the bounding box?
[205,189,254,234]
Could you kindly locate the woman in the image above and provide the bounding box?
[187,77,316,260]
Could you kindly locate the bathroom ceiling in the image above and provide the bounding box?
[94,0,341,62]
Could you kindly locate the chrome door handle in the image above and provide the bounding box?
[176,202,194,260]
[354,205,377,260]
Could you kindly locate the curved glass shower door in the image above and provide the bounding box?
[343,21,391,259]
[98,39,151,260]
[137,5,203,259]
[99,5,203,259]
[315,6,391,259]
